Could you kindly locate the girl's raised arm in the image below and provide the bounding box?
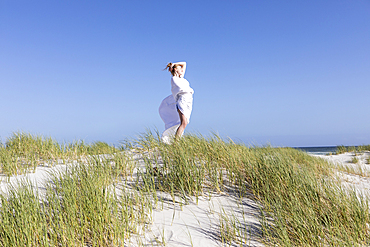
[173,61,186,75]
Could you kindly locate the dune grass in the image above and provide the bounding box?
[335,161,370,177]
[0,148,149,246]
[0,131,370,246]
[336,144,370,154]
[131,131,370,246]
[0,132,120,176]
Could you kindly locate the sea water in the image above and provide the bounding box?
[294,146,338,155]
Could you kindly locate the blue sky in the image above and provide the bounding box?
[1,0,369,147]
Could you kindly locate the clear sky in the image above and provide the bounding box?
[1,0,369,147]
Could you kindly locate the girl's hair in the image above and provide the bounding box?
[164,62,182,76]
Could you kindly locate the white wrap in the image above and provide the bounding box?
[171,76,194,99]
[158,95,180,130]
[175,93,193,122]
[159,74,194,143]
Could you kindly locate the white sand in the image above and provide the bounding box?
[126,152,264,246]
[0,153,264,247]
[3,151,369,246]
[0,163,68,196]
[129,193,262,246]
[313,151,370,196]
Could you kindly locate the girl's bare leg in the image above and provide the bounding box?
[175,108,188,139]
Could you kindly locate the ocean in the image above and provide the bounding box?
[293,146,338,155]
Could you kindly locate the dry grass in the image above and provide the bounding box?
[0,131,369,246]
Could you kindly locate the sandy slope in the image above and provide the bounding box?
[0,153,264,247]
[2,151,369,246]
[128,194,262,246]
[314,151,370,196]
[126,152,264,246]
[0,163,68,196]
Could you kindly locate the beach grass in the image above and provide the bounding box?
[336,144,370,154]
[352,156,359,164]
[133,131,370,246]
[336,162,370,178]
[0,148,150,246]
[0,131,369,246]
[0,132,120,176]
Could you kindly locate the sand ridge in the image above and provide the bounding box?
[1,151,369,246]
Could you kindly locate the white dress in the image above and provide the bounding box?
[171,76,194,121]
[159,74,194,143]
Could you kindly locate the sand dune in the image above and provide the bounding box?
[314,151,370,197]
[1,151,369,246]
